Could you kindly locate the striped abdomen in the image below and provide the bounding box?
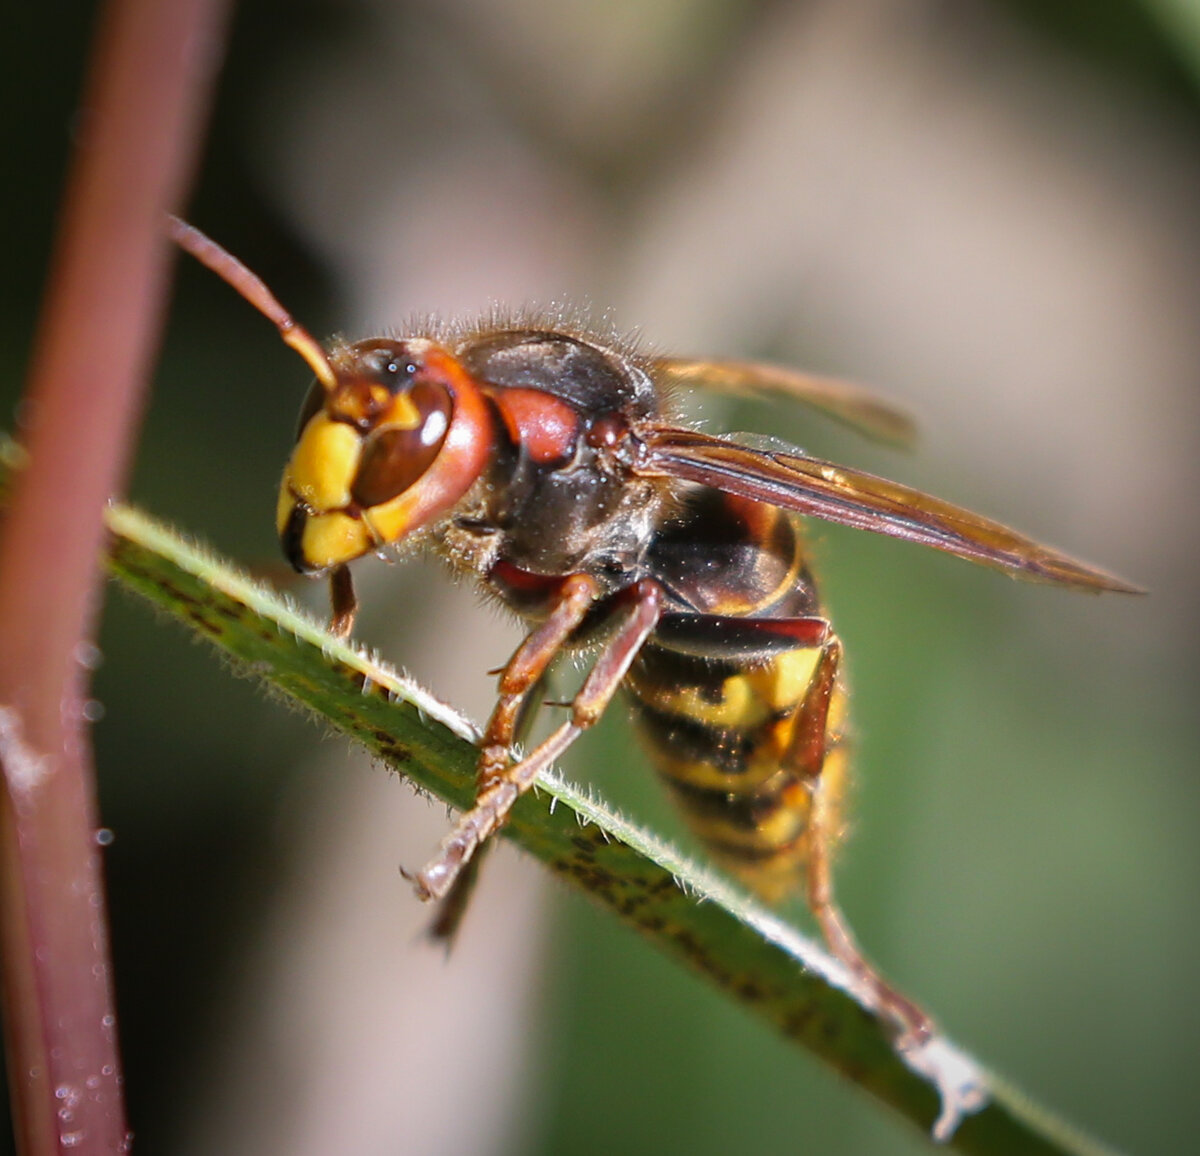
[626,489,849,903]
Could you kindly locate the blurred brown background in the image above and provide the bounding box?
[5,0,1199,1152]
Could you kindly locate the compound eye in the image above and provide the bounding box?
[294,377,326,441]
[351,381,453,508]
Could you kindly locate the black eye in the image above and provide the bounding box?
[294,377,326,441]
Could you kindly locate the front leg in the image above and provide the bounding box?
[411,577,664,902]
[327,564,358,638]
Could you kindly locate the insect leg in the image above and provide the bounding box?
[792,637,933,1045]
[411,578,664,903]
[425,670,551,946]
[425,843,491,945]
[406,573,600,903]
[476,574,601,790]
[328,564,358,638]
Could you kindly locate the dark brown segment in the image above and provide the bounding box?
[426,841,491,946]
[168,216,338,391]
[787,637,841,780]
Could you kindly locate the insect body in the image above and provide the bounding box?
[625,487,844,903]
[170,218,1137,1042]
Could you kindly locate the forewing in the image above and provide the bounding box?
[653,357,917,448]
[634,426,1140,593]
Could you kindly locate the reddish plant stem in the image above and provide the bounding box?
[0,0,231,1151]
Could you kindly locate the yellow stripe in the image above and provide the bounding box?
[645,742,787,792]
[631,643,852,906]
[626,646,821,730]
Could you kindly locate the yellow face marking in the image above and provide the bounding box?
[381,391,421,429]
[361,489,424,550]
[299,511,373,571]
[285,415,363,512]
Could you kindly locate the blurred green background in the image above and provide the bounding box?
[5,1,1199,1153]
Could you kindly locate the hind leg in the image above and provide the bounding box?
[789,637,933,1045]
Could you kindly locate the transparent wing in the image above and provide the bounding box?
[653,357,917,448]
[634,425,1140,593]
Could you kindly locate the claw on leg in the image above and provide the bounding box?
[425,841,492,945]
[411,781,518,901]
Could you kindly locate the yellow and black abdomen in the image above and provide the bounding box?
[626,489,849,903]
